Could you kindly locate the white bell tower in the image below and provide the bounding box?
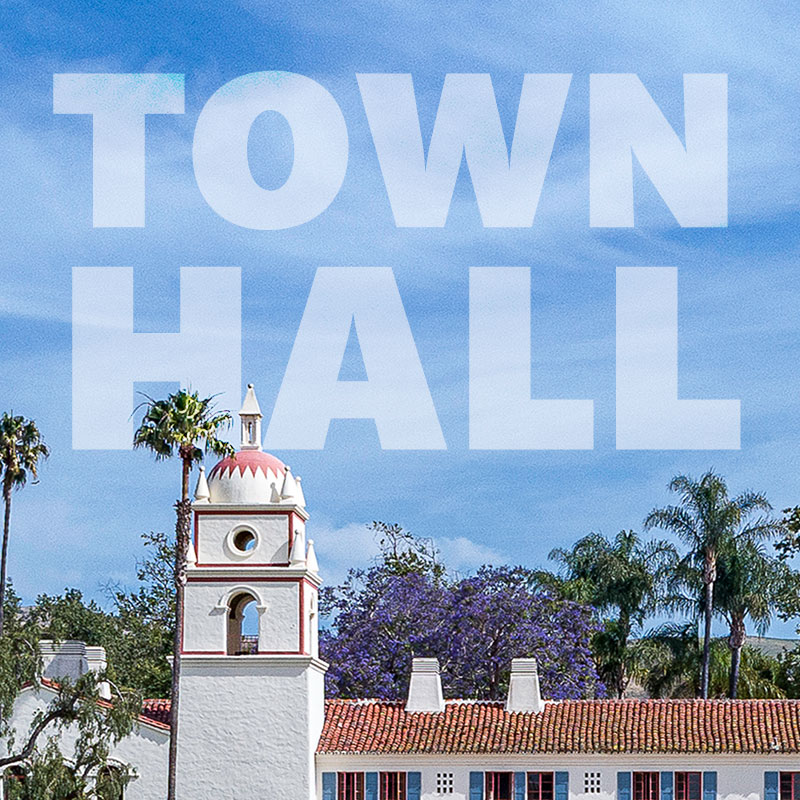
[176,385,326,800]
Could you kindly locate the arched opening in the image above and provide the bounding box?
[96,765,126,800]
[226,591,259,655]
[3,765,28,799]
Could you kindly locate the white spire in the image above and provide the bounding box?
[239,384,263,451]
[280,466,300,503]
[289,527,306,568]
[194,466,210,503]
[294,475,306,507]
[306,539,319,574]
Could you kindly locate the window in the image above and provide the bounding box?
[676,773,701,800]
[486,772,514,800]
[781,774,800,800]
[232,529,256,552]
[339,772,365,800]
[96,766,125,800]
[437,773,454,794]
[585,773,602,794]
[529,772,554,800]
[381,772,407,800]
[226,592,259,655]
[633,773,660,800]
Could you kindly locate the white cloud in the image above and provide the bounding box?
[310,519,383,587]
[310,518,506,586]
[436,535,505,575]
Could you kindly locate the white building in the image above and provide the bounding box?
[5,386,800,800]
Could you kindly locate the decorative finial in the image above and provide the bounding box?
[194,466,210,503]
[306,539,320,574]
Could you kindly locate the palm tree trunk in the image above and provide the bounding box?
[0,482,11,638]
[167,458,192,800]
[728,616,746,698]
[701,575,714,699]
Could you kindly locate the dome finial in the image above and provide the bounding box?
[239,383,263,451]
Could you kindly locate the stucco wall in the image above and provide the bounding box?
[182,579,301,652]
[195,512,291,565]
[176,656,326,800]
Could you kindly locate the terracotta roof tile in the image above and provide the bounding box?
[317,699,800,755]
[141,698,172,729]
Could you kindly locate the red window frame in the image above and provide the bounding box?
[675,772,701,800]
[339,772,365,800]
[633,773,660,800]
[486,772,514,800]
[528,772,555,800]
[380,772,407,800]
[780,773,800,800]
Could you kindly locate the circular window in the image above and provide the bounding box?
[232,529,257,553]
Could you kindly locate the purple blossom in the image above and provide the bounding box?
[321,565,603,700]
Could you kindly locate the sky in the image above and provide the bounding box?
[1,0,799,635]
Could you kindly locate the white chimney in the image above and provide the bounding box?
[405,658,445,713]
[39,640,111,700]
[86,645,112,700]
[40,640,88,682]
[505,658,544,713]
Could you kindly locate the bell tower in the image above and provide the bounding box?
[176,385,326,800]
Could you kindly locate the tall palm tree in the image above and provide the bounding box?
[546,530,676,697]
[0,413,49,637]
[134,390,232,800]
[714,540,787,697]
[644,470,781,698]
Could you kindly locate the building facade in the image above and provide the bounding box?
[5,386,800,800]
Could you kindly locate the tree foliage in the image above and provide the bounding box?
[542,530,677,697]
[0,413,49,637]
[0,588,140,800]
[644,470,782,698]
[320,525,602,700]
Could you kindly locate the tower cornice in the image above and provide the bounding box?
[193,502,310,521]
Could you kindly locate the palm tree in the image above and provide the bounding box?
[0,413,49,637]
[714,540,787,697]
[635,623,785,699]
[644,470,782,698]
[546,530,676,697]
[134,390,233,800]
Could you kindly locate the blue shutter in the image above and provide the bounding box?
[662,773,674,800]
[408,772,421,800]
[618,772,632,800]
[323,773,336,800]
[366,773,378,800]
[471,772,485,800]
[516,773,527,800]
[765,774,779,800]
[556,772,569,800]
[703,772,717,800]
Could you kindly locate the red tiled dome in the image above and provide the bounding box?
[209,449,285,479]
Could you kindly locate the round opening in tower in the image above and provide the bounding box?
[232,529,256,553]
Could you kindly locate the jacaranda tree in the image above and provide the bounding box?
[320,527,602,700]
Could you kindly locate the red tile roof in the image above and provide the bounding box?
[141,698,172,729]
[317,698,800,755]
[32,679,171,732]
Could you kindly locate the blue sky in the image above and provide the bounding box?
[1,0,799,635]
